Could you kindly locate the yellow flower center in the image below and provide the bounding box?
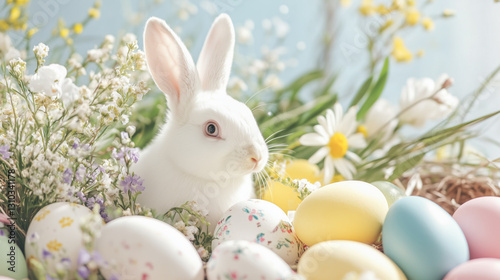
[357,125,368,138]
[328,132,349,159]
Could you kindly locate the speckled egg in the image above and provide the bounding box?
[293,181,388,246]
[25,202,96,273]
[96,215,204,280]
[0,227,28,280]
[207,240,295,280]
[212,199,302,265]
[298,240,407,280]
[383,196,469,280]
[453,196,500,259]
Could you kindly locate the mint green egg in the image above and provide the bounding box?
[0,228,28,280]
[371,181,406,207]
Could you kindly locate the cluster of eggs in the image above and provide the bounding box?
[3,180,500,280]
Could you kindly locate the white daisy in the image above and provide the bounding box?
[299,103,367,184]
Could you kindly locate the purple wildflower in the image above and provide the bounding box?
[92,251,106,267]
[77,266,90,279]
[42,249,52,259]
[63,168,73,184]
[0,230,4,236]
[111,147,125,164]
[61,257,72,267]
[120,131,129,140]
[76,191,86,203]
[78,248,91,266]
[46,275,57,280]
[126,147,140,163]
[119,174,145,194]
[72,139,80,149]
[75,165,86,182]
[0,145,12,160]
[109,274,120,280]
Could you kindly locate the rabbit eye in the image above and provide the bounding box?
[204,121,220,138]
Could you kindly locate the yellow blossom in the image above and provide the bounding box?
[443,9,455,17]
[9,6,21,21]
[422,17,435,31]
[359,0,376,16]
[407,0,416,7]
[340,0,352,7]
[0,20,9,31]
[391,36,413,62]
[73,23,83,34]
[88,8,100,18]
[59,28,69,38]
[27,27,38,38]
[376,4,391,15]
[14,0,30,5]
[405,8,420,25]
[66,38,73,45]
[417,49,425,57]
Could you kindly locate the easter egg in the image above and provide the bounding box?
[383,196,469,280]
[371,181,406,207]
[262,159,321,213]
[298,240,406,280]
[207,240,295,280]
[212,199,302,265]
[0,228,28,280]
[443,258,500,280]
[293,181,388,246]
[25,202,96,274]
[96,215,204,280]
[452,196,500,259]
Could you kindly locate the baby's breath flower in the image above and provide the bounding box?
[33,43,49,59]
[7,57,26,77]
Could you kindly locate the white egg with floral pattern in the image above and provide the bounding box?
[25,202,98,275]
[96,215,204,280]
[207,240,295,280]
[212,199,303,265]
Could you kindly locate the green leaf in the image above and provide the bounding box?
[349,76,373,107]
[357,58,389,120]
[387,153,425,181]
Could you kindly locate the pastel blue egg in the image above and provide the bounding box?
[382,196,469,280]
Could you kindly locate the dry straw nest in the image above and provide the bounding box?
[399,161,500,215]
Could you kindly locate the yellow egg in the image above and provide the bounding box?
[262,160,321,213]
[293,180,388,246]
[298,240,407,280]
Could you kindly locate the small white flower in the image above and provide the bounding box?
[121,33,137,45]
[263,73,283,90]
[237,26,253,45]
[272,17,290,38]
[364,99,398,140]
[399,74,458,127]
[228,76,248,93]
[29,64,67,97]
[300,103,367,183]
[293,179,320,194]
[33,43,49,59]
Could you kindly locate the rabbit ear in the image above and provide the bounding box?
[144,17,199,120]
[196,13,235,92]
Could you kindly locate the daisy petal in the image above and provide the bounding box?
[347,133,367,149]
[339,107,357,136]
[346,150,362,163]
[299,133,328,146]
[313,124,330,140]
[326,109,336,135]
[333,158,354,179]
[317,115,331,135]
[333,103,343,129]
[323,156,334,184]
[309,147,329,164]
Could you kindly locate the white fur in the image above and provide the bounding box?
[134,14,268,230]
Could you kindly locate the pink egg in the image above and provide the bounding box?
[453,196,500,259]
[444,258,500,280]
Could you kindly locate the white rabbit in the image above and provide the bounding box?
[133,14,269,230]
